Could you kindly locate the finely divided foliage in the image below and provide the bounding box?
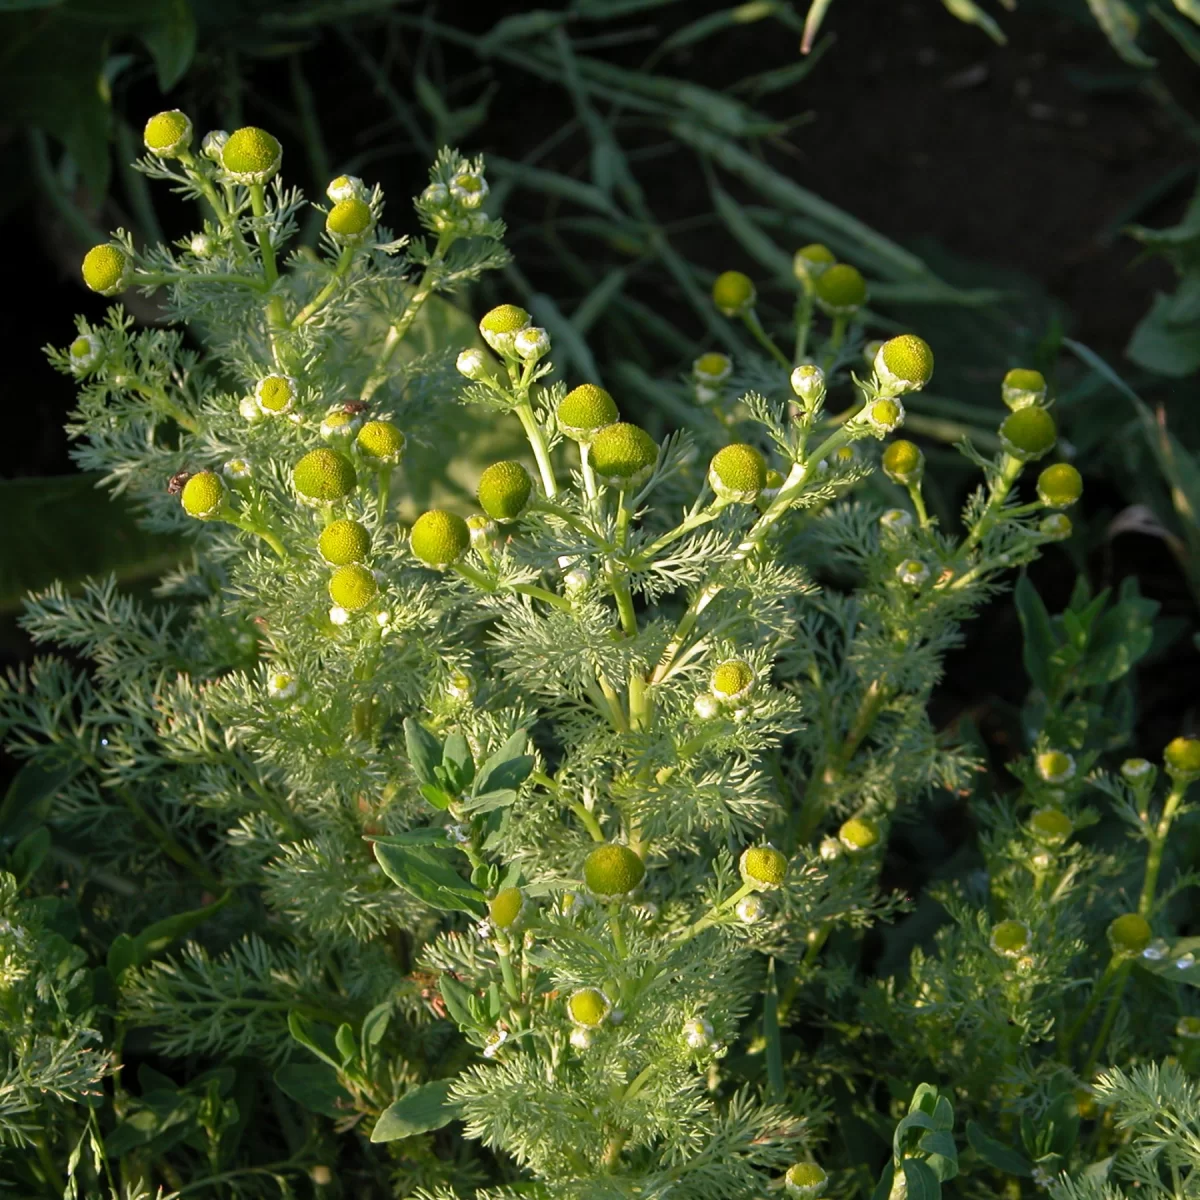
[2,111,1199,1200]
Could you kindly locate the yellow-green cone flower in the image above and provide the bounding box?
[1002,368,1047,411]
[328,564,378,611]
[990,919,1033,958]
[254,374,296,416]
[1037,463,1082,508]
[557,383,619,443]
[712,270,756,317]
[1107,912,1152,957]
[881,439,923,485]
[82,245,131,296]
[1165,736,1200,778]
[793,243,835,284]
[739,845,787,890]
[292,449,357,503]
[589,422,658,488]
[489,887,524,930]
[1028,807,1073,846]
[318,518,371,566]
[143,110,193,157]
[865,397,904,435]
[709,443,767,504]
[785,1162,828,1198]
[711,659,755,702]
[180,471,225,519]
[477,460,533,520]
[838,817,880,853]
[410,510,470,566]
[583,844,645,896]
[327,197,374,241]
[693,352,733,385]
[356,420,405,465]
[221,126,282,184]
[999,407,1057,462]
[1035,750,1075,785]
[567,988,609,1026]
[814,263,867,316]
[874,334,934,394]
[479,304,531,355]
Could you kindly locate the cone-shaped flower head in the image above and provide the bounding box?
[477,460,533,520]
[881,439,923,485]
[1002,368,1047,410]
[712,270,756,317]
[589,422,658,488]
[488,887,524,930]
[180,471,224,519]
[328,564,378,612]
[292,449,357,502]
[327,197,374,240]
[739,845,787,890]
[318,519,371,566]
[410,510,470,566]
[557,383,618,443]
[82,245,131,296]
[356,420,405,465]
[1037,463,1082,508]
[583,844,645,896]
[221,126,282,183]
[814,263,867,315]
[874,334,934,393]
[143,110,193,157]
[709,443,767,504]
[999,407,1057,461]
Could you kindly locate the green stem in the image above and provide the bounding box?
[794,289,814,365]
[361,232,453,402]
[225,512,289,561]
[678,881,756,942]
[248,183,278,286]
[608,905,628,957]
[907,482,931,529]
[1081,961,1134,1080]
[511,583,572,610]
[627,500,722,567]
[34,1132,66,1194]
[497,943,520,1002]
[177,149,231,229]
[291,245,354,328]
[822,313,848,373]
[609,491,638,636]
[515,399,559,499]
[529,497,602,542]
[741,307,791,370]
[1061,955,1121,1059]
[957,453,1024,559]
[580,442,599,512]
[1139,785,1186,916]
[376,467,392,525]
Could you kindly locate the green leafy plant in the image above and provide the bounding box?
[3,107,1200,1200]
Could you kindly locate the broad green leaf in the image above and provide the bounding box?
[138,0,195,90]
[458,788,518,814]
[763,957,783,1100]
[368,828,449,847]
[440,732,475,794]
[8,826,50,887]
[967,1120,1033,1177]
[438,974,476,1028]
[0,758,79,840]
[1014,573,1057,695]
[108,892,232,982]
[1136,935,1200,984]
[273,1063,352,1119]
[0,474,186,613]
[403,718,443,788]
[663,1,785,52]
[370,1079,459,1142]
[901,1158,942,1200]
[335,1023,357,1066]
[288,1011,341,1071]
[420,784,455,811]
[1079,577,1157,685]
[870,1161,895,1200]
[475,729,533,795]
[373,842,486,915]
[1127,289,1200,377]
[361,1002,391,1072]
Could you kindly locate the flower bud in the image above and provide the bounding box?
[292,449,357,503]
[180,471,225,519]
[479,304,531,356]
[513,326,550,361]
[190,233,213,258]
[319,408,360,440]
[221,126,282,184]
[999,407,1057,461]
[693,352,733,386]
[567,987,609,1026]
[254,373,296,416]
[790,363,825,409]
[1178,1016,1200,1039]
[326,197,374,241]
[1002,368,1047,411]
[1035,750,1075,784]
[895,558,929,587]
[682,1016,714,1049]
[456,348,489,381]
[879,508,913,534]
[267,671,299,701]
[785,1162,828,1198]
[410,510,471,567]
[81,244,131,296]
[874,335,934,394]
[793,243,835,283]
[709,443,767,504]
[1039,513,1072,541]
[711,659,755,703]
[736,894,765,922]
[990,919,1032,958]
[1028,807,1073,846]
[693,692,721,720]
[758,468,784,507]
[467,514,496,549]
[489,887,524,930]
[556,383,619,443]
[478,460,533,520]
[450,170,489,208]
[1107,912,1152,957]
[864,397,904,435]
[201,130,229,161]
[583,844,645,896]
[67,334,102,374]
[326,174,366,203]
[223,457,252,482]
[813,263,867,316]
[356,420,405,465]
[712,270,756,317]
[1121,758,1155,784]
[143,110,193,157]
[589,422,658,489]
[1165,736,1200,778]
[328,564,378,612]
[482,1028,509,1057]
[739,845,787,890]
[318,518,371,566]
[838,817,880,853]
[881,439,923,486]
[1037,463,1082,509]
[569,1026,595,1049]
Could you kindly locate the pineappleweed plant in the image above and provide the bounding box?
[4,107,1200,1199]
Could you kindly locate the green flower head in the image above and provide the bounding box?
[881,439,923,485]
[1037,463,1082,509]
[479,304,531,355]
[785,1162,828,1198]
[1107,912,1152,957]
[327,197,374,240]
[356,420,406,465]
[567,988,609,1027]
[292,449,357,503]
[739,845,787,890]
[1165,736,1200,778]
[999,406,1057,462]
[318,518,371,566]
[328,564,378,612]
[990,919,1032,958]
[477,460,533,520]
[875,334,934,393]
[712,270,756,317]
[711,658,755,702]
[557,383,618,443]
[793,243,835,283]
[82,244,131,296]
[583,844,645,896]
[1028,807,1073,846]
[589,422,658,488]
[221,126,282,184]
[143,110,193,157]
[1002,368,1047,411]
[814,263,867,315]
[838,817,880,853]
[255,374,296,416]
[410,510,471,567]
[180,471,225,519]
